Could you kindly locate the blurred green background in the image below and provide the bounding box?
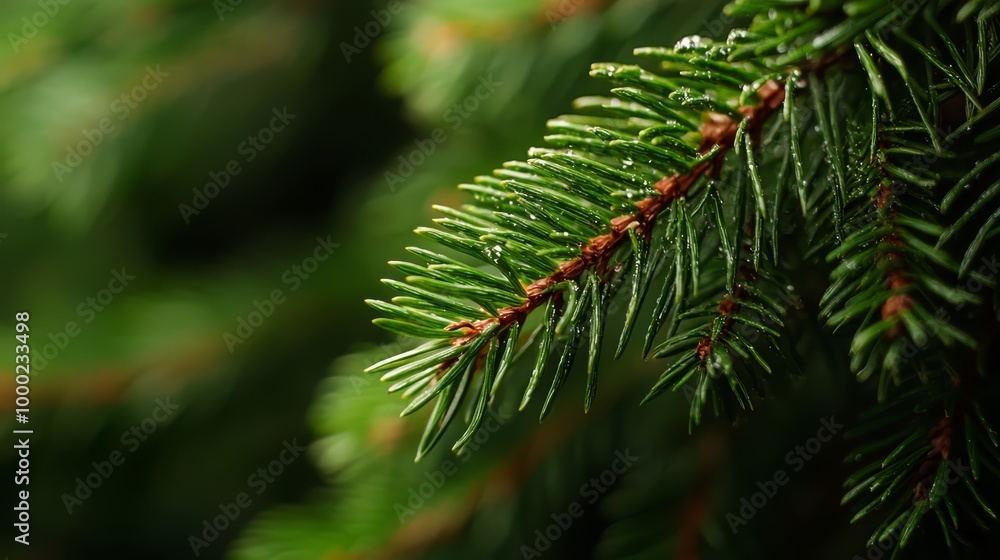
[0,0,752,557]
[13,1,985,559]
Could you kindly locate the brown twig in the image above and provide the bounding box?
[695,282,750,360]
[874,160,915,336]
[913,415,953,502]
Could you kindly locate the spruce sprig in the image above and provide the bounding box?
[366,0,1000,551]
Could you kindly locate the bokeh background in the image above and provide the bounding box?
[0,0,725,556]
[5,1,993,559]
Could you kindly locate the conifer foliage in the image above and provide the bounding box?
[366,0,1000,554]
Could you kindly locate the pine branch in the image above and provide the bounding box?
[821,108,979,389]
[824,2,1000,550]
[242,1,1000,558]
[820,0,999,394]
[365,0,981,461]
[843,375,1000,553]
[641,233,796,428]
[447,80,786,344]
